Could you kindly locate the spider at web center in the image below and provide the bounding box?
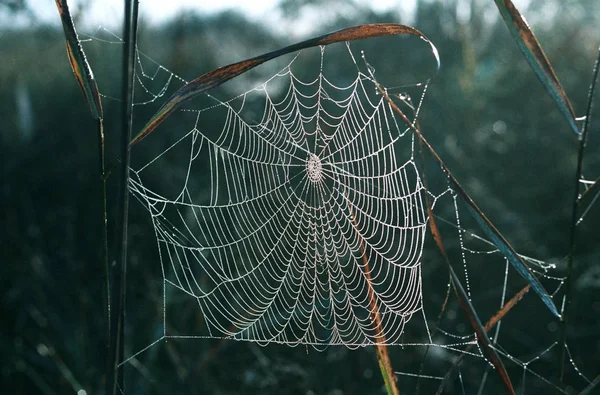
[306,154,323,183]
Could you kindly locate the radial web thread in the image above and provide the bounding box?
[129,44,429,348]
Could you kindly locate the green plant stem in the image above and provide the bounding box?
[559,43,600,383]
[97,118,111,393]
[107,0,139,394]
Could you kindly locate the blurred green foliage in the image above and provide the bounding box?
[1,0,599,394]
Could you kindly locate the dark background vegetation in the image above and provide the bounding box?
[1,0,599,394]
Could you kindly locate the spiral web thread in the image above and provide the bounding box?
[130,43,429,348]
[80,26,595,392]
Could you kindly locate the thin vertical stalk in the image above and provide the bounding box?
[107,0,139,394]
[98,118,111,393]
[559,44,600,382]
[346,194,400,395]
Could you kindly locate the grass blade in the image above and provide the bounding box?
[493,0,579,135]
[484,284,530,331]
[131,23,438,145]
[436,285,531,394]
[560,43,600,382]
[448,264,515,395]
[428,207,515,395]
[462,202,559,319]
[54,0,103,120]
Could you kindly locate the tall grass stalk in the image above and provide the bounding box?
[107,0,139,393]
[559,43,600,382]
[98,119,110,393]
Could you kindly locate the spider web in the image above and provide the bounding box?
[129,43,429,348]
[81,26,597,394]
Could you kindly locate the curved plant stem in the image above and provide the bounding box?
[559,43,600,383]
